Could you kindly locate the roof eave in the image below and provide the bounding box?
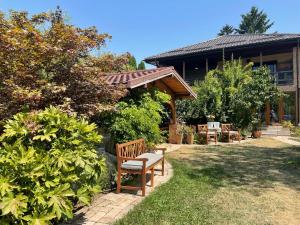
[144,37,300,63]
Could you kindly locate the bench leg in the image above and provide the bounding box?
[141,173,146,196]
[151,168,154,187]
[162,159,165,176]
[117,170,121,194]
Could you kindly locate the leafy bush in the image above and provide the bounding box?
[282,120,294,129]
[177,60,281,130]
[291,126,300,138]
[0,107,106,224]
[109,89,170,146]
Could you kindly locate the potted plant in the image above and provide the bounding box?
[175,124,184,144]
[185,126,195,144]
[251,119,262,138]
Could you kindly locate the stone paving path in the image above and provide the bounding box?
[62,160,173,225]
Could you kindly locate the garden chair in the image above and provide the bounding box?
[221,123,241,142]
[197,124,217,144]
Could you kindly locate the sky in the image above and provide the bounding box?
[1,0,300,67]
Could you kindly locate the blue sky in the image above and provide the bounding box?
[1,0,300,67]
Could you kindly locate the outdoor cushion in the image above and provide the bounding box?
[228,130,239,134]
[121,153,163,170]
[199,131,216,135]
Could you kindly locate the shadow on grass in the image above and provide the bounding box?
[169,140,300,192]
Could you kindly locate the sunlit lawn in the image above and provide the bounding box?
[115,138,300,225]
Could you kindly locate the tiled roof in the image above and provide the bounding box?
[105,67,174,87]
[145,33,300,62]
[104,67,196,98]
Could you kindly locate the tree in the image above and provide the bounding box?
[128,55,137,70]
[138,61,146,70]
[218,24,235,36]
[236,6,274,34]
[217,6,274,35]
[0,9,130,121]
[176,60,280,130]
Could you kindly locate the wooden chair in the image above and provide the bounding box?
[197,124,217,144]
[116,138,166,196]
[221,123,241,142]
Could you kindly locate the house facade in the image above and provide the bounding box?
[145,34,300,125]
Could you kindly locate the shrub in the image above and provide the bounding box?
[109,89,170,146]
[282,120,294,129]
[0,107,106,224]
[177,60,281,130]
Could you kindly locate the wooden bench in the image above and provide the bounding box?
[116,138,166,196]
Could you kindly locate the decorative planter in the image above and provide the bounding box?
[174,134,183,144]
[252,130,262,138]
[186,133,194,144]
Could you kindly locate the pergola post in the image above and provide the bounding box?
[170,99,176,125]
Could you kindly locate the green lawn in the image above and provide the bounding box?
[115,138,300,225]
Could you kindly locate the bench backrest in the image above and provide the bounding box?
[116,138,146,159]
[221,123,233,131]
[197,124,208,133]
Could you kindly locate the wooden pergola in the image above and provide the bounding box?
[105,67,196,142]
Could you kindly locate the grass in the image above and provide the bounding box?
[115,138,300,225]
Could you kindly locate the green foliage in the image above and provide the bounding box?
[282,120,294,129]
[177,60,280,130]
[128,55,137,70]
[218,6,274,35]
[0,107,106,224]
[237,6,274,34]
[0,8,129,121]
[109,89,170,146]
[137,61,146,70]
[291,126,300,137]
[218,24,235,36]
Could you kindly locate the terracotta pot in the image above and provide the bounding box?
[174,134,183,144]
[252,130,262,138]
[186,133,194,144]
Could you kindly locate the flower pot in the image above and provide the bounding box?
[186,133,194,144]
[174,134,183,144]
[252,130,262,138]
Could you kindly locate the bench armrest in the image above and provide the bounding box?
[151,147,167,155]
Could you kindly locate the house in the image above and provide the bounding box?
[145,33,300,125]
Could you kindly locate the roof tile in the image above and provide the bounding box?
[145,33,300,61]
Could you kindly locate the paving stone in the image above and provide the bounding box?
[97,216,115,224]
[89,211,106,222]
